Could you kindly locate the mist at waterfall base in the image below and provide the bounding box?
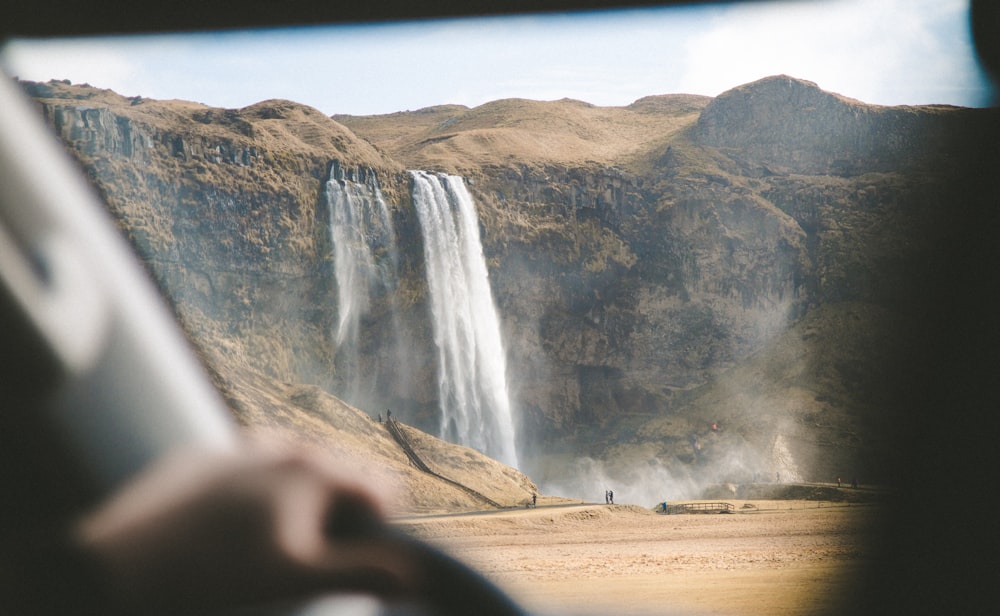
[535,457,705,507]
[528,430,803,506]
[325,166,810,505]
[514,297,810,505]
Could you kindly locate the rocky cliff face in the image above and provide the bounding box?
[24,76,996,494]
[694,75,966,176]
[23,81,419,393]
[336,75,992,487]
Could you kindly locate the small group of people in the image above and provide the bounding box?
[604,489,614,504]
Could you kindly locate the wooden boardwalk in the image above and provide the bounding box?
[660,502,735,515]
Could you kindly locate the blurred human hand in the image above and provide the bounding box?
[76,439,415,614]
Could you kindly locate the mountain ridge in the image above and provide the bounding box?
[333,90,709,173]
[22,74,997,501]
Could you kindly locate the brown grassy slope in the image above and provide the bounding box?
[24,79,405,266]
[204,352,537,515]
[331,104,469,159]
[29,79,395,169]
[334,94,710,173]
[398,423,538,507]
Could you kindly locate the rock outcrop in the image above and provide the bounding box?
[694,75,969,176]
[23,79,415,392]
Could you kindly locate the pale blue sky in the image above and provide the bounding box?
[1,0,991,115]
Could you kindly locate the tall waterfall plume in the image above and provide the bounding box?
[325,162,399,403]
[410,170,519,468]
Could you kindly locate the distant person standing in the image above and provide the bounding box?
[605,490,609,504]
[609,490,614,505]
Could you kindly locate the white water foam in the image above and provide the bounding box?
[325,165,399,400]
[410,170,519,468]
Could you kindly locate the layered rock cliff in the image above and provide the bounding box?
[23,75,996,494]
[337,75,994,487]
[22,80,421,395]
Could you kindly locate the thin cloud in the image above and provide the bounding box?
[1,0,989,113]
[679,0,984,105]
[3,38,141,93]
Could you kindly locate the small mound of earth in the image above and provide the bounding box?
[561,504,655,522]
[701,482,883,503]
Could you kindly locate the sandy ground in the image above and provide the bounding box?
[395,499,881,616]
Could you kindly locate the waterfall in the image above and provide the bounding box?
[410,170,519,468]
[325,163,399,402]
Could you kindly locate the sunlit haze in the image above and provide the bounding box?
[1,0,990,114]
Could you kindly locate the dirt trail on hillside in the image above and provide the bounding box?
[396,501,880,616]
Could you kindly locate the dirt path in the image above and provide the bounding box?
[396,501,880,615]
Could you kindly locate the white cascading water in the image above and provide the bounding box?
[410,170,519,468]
[325,164,399,399]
